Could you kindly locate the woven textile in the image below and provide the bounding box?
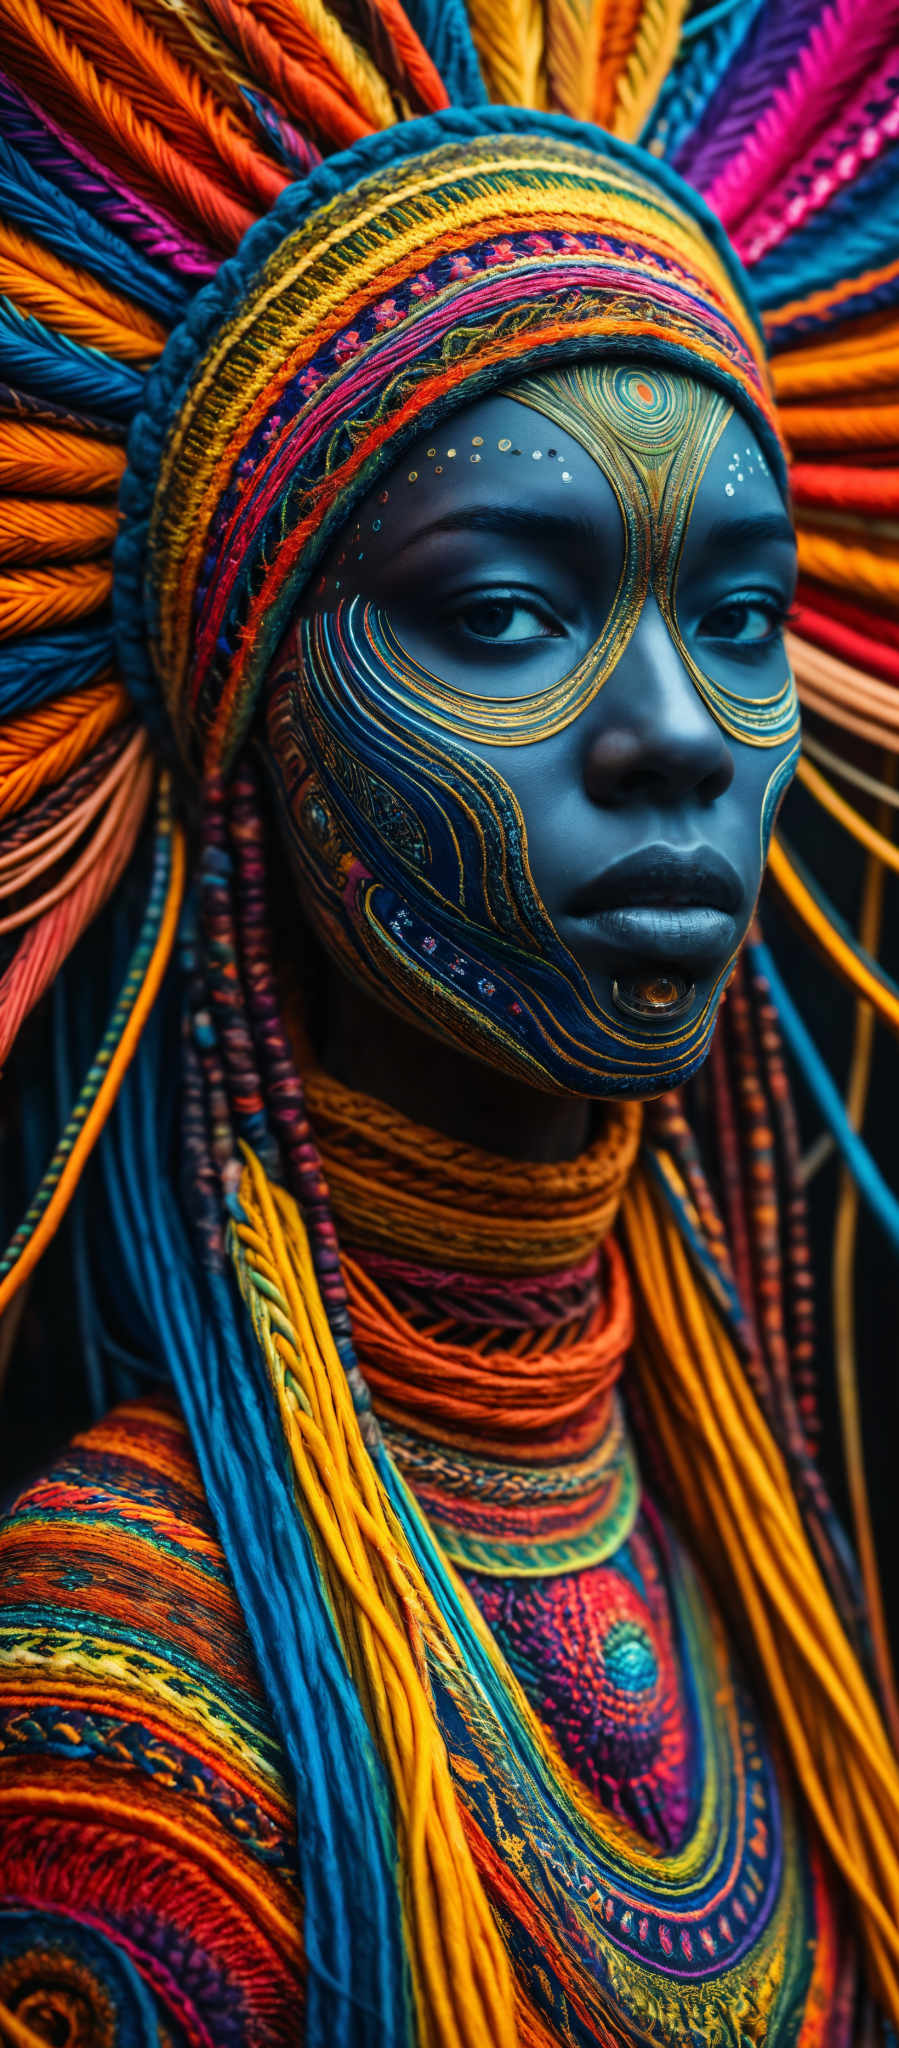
[0,1391,853,2047]
[0,1399,304,2046]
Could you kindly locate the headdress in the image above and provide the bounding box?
[2,1,899,2039]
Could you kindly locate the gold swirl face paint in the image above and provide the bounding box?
[264,371,799,1097]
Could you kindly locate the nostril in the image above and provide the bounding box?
[698,756,734,804]
[608,766,673,806]
[583,717,734,808]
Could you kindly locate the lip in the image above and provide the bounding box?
[566,844,743,918]
[563,845,744,968]
[573,903,738,965]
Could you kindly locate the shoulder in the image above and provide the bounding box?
[0,1397,305,2047]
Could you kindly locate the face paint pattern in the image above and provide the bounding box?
[507,362,799,749]
[266,600,740,1098]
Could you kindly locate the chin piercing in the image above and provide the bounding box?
[611,973,696,1022]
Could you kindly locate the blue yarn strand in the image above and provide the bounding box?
[0,137,184,323]
[0,626,114,717]
[748,941,899,1255]
[91,978,413,2048]
[396,0,487,104]
[645,0,765,160]
[0,299,144,422]
[754,143,899,310]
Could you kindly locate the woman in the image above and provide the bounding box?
[1,5,898,2044]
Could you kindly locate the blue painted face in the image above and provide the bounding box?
[263,364,798,1097]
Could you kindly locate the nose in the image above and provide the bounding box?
[581,593,733,808]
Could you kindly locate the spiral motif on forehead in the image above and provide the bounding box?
[605,364,686,450]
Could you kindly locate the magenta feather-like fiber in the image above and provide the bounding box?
[0,69,218,278]
[705,0,899,233]
[675,0,829,190]
[736,42,899,266]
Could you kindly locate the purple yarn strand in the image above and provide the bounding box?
[675,0,829,191]
[0,69,218,280]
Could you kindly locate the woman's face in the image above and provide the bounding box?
[263,362,798,1097]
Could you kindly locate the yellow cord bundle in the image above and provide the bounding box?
[230,1150,518,2048]
[621,1163,899,2022]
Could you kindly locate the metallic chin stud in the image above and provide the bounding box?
[611,973,696,1022]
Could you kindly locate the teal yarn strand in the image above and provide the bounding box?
[0,298,145,421]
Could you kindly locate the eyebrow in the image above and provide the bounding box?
[700,512,797,552]
[390,503,604,560]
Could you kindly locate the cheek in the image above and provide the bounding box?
[477,732,581,899]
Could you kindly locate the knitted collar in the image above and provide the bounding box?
[305,1063,643,1573]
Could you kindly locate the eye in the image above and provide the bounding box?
[700,596,788,646]
[452,596,559,643]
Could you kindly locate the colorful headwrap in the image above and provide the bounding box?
[116,111,786,775]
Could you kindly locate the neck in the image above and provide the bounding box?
[320,968,593,1163]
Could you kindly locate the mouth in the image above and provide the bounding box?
[564,845,744,969]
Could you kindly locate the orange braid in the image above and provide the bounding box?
[343,1233,633,1436]
[0,220,166,355]
[0,729,144,885]
[0,254,158,362]
[203,0,372,147]
[796,525,899,607]
[0,0,256,247]
[0,560,111,639]
[127,0,256,108]
[0,424,125,497]
[0,748,154,935]
[0,754,153,1066]
[0,680,131,821]
[594,0,641,126]
[0,498,117,565]
[773,336,899,401]
[247,0,397,128]
[355,0,448,110]
[303,1059,643,1271]
[781,397,899,452]
[47,0,287,211]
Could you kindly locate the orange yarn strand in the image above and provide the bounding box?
[0,750,154,935]
[0,755,153,1064]
[0,0,256,247]
[0,560,112,640]
[0,424,125,498]
[832,782,899,1756]
[46,0,287,210]
[594,0,640,126]
[0,681,130,822]
[622,1166,899,2020]
[0,789,186,1311]
[796,755,899,874]
[0,497,117,565]
[768,837,899,1037]
[202,0,373,147]
[0,218,166,357]
[0,729,144,887]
